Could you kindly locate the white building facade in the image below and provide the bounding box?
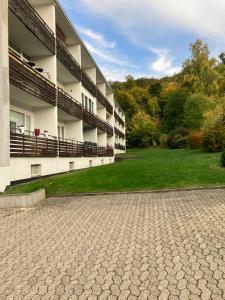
[0,0,126,192]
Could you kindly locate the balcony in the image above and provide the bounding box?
[9,0,56,54]
[58,88,83,120]
[115,143,126,151]
[56,39,113,114]
[83,109,113,136]
[81,70,97,97]
[9,49,57,106]
[96,89,113,114]
[10,128,114,158]
[114,111,125,127]
[10,128,58,157]
[56,39,82,81]
[114,127,125,139]
[59,138,84,157]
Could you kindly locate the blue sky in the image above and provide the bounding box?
[59,0,225,81]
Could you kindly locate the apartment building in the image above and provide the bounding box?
[0,0,126,192]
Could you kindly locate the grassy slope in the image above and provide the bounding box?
[6,148,225,196]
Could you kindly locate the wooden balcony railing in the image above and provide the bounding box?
[114,127,125,139]
[114,111,125,127]
[9,49,57,106]
[115,143,126,151]
[9,0,56,54]
[56,39,113,114]
[81,70,97,97]
[10,129,114,158]
[59,138,84,157]
[10,128,58,157]
[56,38,82,81]
[83,109,113,136]
[96,89,113,114]
[57,88,83,119]
[84,142,98,157]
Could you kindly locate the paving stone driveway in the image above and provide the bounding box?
[1,189,225,299]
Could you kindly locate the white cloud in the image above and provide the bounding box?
[149,48,181,76]
[77,26,116,48]
[78,0,225,43]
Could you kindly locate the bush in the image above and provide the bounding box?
[167,128,188,149]
[160,134,169,148]
[188,131,203,149]
[202,129,225,152]
[221,151,225,167]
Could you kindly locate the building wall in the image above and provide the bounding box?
[0,0,126,190]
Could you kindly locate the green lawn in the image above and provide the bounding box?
[6,148,225,196]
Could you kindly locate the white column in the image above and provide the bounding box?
[0,0,10,191]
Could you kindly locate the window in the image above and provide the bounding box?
[58,125,65,139]
[92,102,94,113]
[10,110,31,131]
[69,161,75,171]
[31,164,41,177]
[89,99,92,112]
[85,96,88,110]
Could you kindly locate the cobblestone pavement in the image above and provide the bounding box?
[1,189,225,299]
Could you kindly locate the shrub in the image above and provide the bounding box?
[221,151,225,167]
[167,128,188,149]
[160,134,169,148]
[202,128,225,152]
[188,131,204,149]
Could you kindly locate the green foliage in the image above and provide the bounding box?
[159,134,169,148]
[128,112,157,148]
[114,90,138,120]
[184,94,210,130]
[187,131,204,149]
[221,151,225,167]
[202,128,225,152]
[162,90,188,132]
[112,39,225,150]
[181,39,220,96]
[167,128,188,149]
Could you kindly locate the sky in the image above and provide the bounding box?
[59,0,225,81]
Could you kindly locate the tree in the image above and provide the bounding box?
[114,90,138,120]
[147,97,161,118]
[162,90,188,132]
[184,94,210,130]
[181,39,220,96]
[203,97,225,130]
[148,81,162,97]
[128,87,150,110]
[128,112,157,148]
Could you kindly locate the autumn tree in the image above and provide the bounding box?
[181,39,220,96]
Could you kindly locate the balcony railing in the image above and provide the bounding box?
[83,109,113,136]
[56,38,82,81]
[10,128,58,157]
[58,88,83,119]
[96,89,113,114]
[115,143,126,151]
[10,129,114,158]
[9,49,57,106]
[56,38,113,114]
[81,70,97,97]
[59,138,84,157]
[9,0,56,54]
[114,111,125,127]
[114,127,125,139]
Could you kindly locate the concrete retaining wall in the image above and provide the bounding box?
[0,189,45,208]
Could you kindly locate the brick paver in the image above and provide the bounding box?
[1,189,225,299]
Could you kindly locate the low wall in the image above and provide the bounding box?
[0,189,45,208]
